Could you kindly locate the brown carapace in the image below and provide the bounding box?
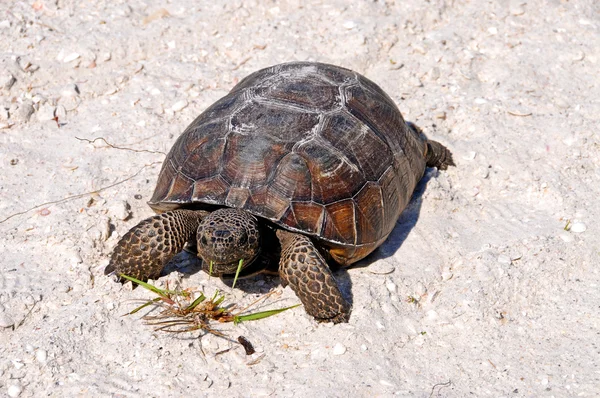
[105,61,454,323]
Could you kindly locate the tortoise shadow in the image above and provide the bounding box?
[350,168,436,269]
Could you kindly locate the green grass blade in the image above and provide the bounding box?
[186,293,206,311]
[213,294,226,307]
[119,274,168,297]
[231,259,244,289]
[127,297,162,315]
[233,304,301,325]
[209,260,214,276]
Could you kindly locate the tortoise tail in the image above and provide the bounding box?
[425,140,454,171]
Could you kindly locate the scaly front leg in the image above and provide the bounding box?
[105,210,208,283]
[276,229,351,323]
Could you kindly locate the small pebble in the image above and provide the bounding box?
[0,313,14,328]
[108,200,131,221]
[368,262,395,275]
[478,166,490,179]
[61,83,80,97]
[441,269,453,281]
[463,151,477,161]
[12,359,24,370]
[554,98,569,109]
[414,282,427,297]
[570,222,586,233]
[11,101,35,122]
[7,384,22,398]
[31,94,46,104]
[379,380,394,387]
[171,99,188,112]
[497,254,511,265]
[310,348,327,361]
[104,87,118,96]
[55,105,67,119]
[63,53,80,63]
[425,310,438,322]
[386,282,396,293]
[35,349,47,363]
[332,343,346,355]
[476,263,493,280]
[100,52,112,62]
[411,44,427,55]
[559,232,574,242]
[154,104,164,115]
[428,67,440,81]
[70,250,83,264]
[343,20,356,30]
[36,104,56,121]
[99,216,111,241]
[17,57,32,71]
[510,3,525,15]
[1,72,16,90]
[572,51,585,62]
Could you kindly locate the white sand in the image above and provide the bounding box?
[1,1,599,396]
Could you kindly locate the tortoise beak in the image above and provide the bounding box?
[199,253,258,276]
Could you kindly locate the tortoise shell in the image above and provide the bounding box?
[148,62,427,266]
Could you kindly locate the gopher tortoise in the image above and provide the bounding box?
[105,61,453,323]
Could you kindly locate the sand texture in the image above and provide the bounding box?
[1,0,599,396]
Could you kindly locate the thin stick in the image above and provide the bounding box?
[0,162,161,224]
[75,136,167,156]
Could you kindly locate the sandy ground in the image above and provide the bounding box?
[1,0,599,397]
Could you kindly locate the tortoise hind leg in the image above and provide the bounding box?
[276,230,351,323]
[425,140,454,170]
[105,210,208,284]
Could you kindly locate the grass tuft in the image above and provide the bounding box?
[119,274,297,337]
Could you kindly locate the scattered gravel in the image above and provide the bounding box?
[0,0,598,397]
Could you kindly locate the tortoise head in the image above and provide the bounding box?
[196,208,261,275]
